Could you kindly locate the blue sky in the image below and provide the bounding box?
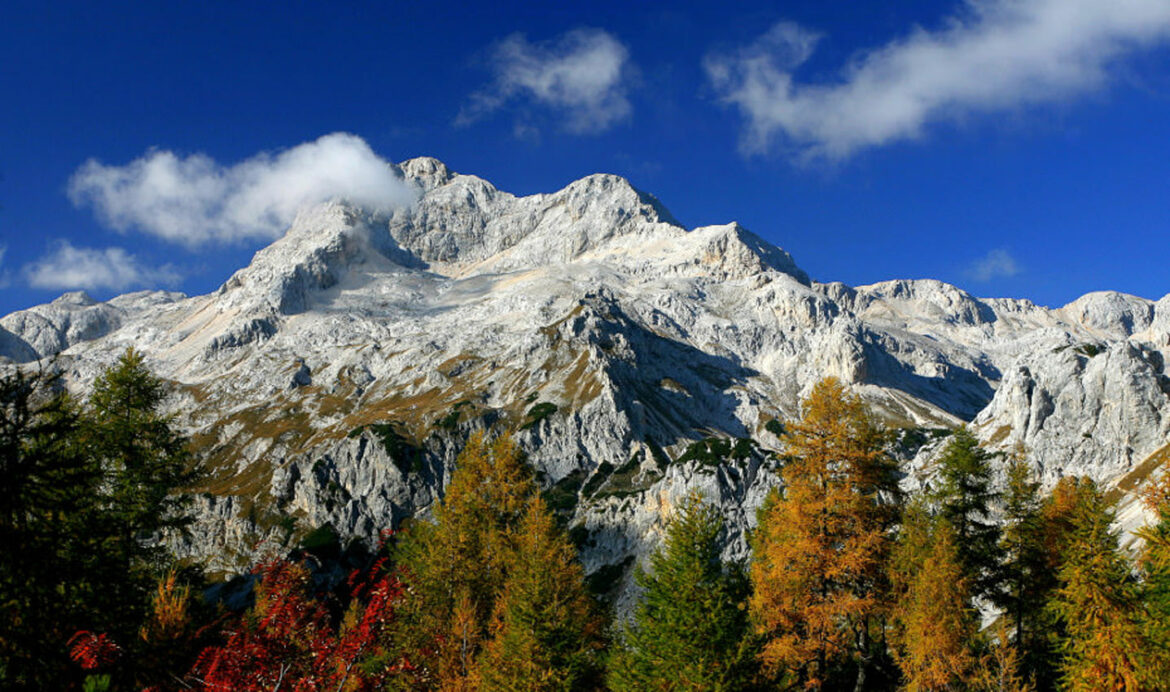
[2,0,1169,316]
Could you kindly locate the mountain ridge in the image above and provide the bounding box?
[2,157,1167,587]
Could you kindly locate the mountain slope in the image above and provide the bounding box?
[3,157,1168,586]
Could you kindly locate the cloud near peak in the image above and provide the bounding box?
[68,133,416,246]
[966,248,1021,282]
[24,241,180,292]
[460,28,633,135]
[706,0,1170,159]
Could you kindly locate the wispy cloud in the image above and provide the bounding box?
[24,241,180,291]
[68,133,416,247]
[459,28,633,135]
[705,0,1170,159]
[966,248,1021,281]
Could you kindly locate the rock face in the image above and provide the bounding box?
[4,157,1168,588]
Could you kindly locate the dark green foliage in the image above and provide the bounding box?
[894,426,953,455]
[544,469,586,516]
[1,350,199,689]
[930,426,1001,600]
[676,436,755,466]
[299,523,341,557]
[82,349,202,656]
[523,401,558,429]
[435,400,469,431]
[581,461,615,498]
[608,493,755,690]
[763,418,785,438]
[276,513,298,545]
[992,457,1051,686]
[585,556,633,598]
[348,421,424,474]
[1054,343,1104,358]
[0,369,101,689]
[1073,343,1102,358]
[589,452,660,500]
[568,524,591,550]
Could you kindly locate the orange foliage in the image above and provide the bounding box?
[890,515,976,691]
[750,378,896,688]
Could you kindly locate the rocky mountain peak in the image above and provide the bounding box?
[1060,291,1155,337]
[398,156,456,190]
[3,158,1168,585]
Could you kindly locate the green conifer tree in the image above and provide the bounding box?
[83,348,200,638]
[993,457,1049,686]
[608,492,755,691]
[0,369,101,689]
[931,427,1001,601]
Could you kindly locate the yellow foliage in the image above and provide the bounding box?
[750,378,896,687]
[890,517,977,691]
[139,570,191,642]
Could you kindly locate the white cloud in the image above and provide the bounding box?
[24,241,180,291]
[68,132,416,246]
[706,0,1170,159]
[460,28,632,134]
[967,248,1021,281]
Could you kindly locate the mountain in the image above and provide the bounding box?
[3,156,1168,587]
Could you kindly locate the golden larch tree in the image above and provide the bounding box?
[889,506,977,691]
[394,432,536,689]
[476,494,602,691]
[749,377,898,689]
[1048,477,1156,692]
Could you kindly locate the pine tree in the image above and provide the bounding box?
[889,503,978,691]
[0,368,102,689]
[1048,477,1156,691]
[749,377,898,689]
[88,348,198,558]
[931,427,1001,601]
[477,494,602,691]
[394,432,537,688]
[608,492,754,691]
[83,348,201,650]
[993,457,1049,686]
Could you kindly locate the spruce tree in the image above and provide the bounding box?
[931,427,1001,601]
[608,492,754,691]
[993,457,1049,685]
[477,495,602,691]
[1048,477,1156,691]
[750,377,898,689]
[0,369,101,689]
[84,348,200,643]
